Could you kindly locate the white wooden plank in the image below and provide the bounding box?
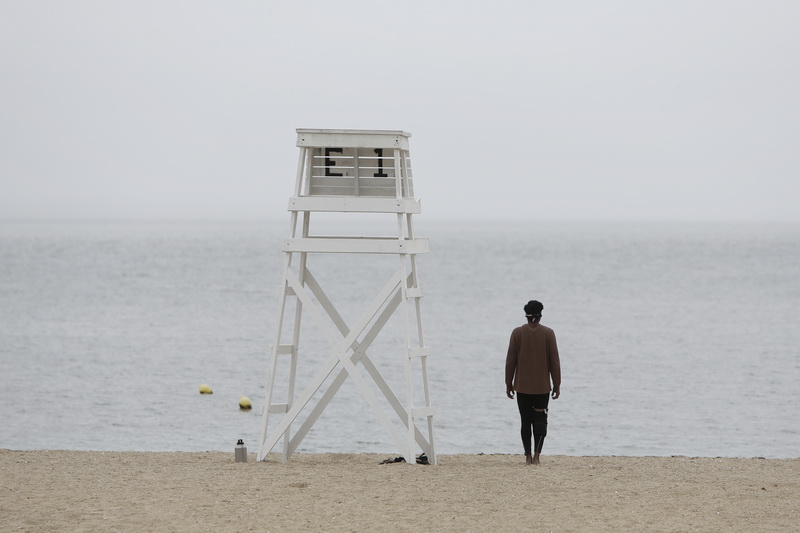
[283,237,429,254]
[298,128,410,136]
[405,287,423,298]
[308,178,403,197]
[358,177,397,188]
[288,197,421,214]
[310,177,357,187]
[309,186,361,196]
[351,187,397,197]
[407,347,430,358]
[297,129,411,149]
[412,406,436,418]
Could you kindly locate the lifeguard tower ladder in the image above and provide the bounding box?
[257,129,436,465]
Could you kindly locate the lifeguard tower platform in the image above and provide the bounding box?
[257,129,436,465]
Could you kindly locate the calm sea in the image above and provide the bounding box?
[1,219,798,458]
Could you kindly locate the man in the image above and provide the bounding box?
[505,299,561,465]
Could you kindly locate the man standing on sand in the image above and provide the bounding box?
[505,300,561,465]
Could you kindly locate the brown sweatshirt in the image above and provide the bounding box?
[505,322,561,395]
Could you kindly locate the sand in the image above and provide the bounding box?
[1,450,798,532]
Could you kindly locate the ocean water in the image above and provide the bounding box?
[1,219,798,459]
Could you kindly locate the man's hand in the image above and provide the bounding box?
[506,389,515,399]
[551,388,560,400]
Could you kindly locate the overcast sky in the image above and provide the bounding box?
[2,1,798,222]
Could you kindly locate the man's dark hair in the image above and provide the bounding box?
[524,300,544,318]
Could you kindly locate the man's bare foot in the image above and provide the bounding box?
[532,453,541,465]
[525,454,533,465]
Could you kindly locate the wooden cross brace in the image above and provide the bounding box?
[257,265,432,461]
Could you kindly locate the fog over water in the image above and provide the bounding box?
[2,1,799,222]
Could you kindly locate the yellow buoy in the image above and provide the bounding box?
[239,396,252,410]
[198,384,213,394]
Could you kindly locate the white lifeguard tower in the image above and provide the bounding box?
[257,129,436,464]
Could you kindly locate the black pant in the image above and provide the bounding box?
[516,392,550,455]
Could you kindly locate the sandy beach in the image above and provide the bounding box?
[1,450,797,532]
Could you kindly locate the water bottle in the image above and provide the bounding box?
[235,439,247,463]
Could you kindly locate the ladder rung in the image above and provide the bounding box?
[412,406,436,418]
[276,344,295,355]
[405,287,423,298]
[277,285,296,297]
[407,347,430,358]
[269,403,289,414]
